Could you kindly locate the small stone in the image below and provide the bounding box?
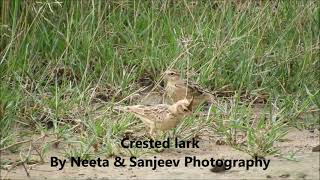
[297,172,307,179]
[266,175,272,178]
[210,164,227,173]
[279,173,290,178]
[312,145,320,152]
[216,139,226,145]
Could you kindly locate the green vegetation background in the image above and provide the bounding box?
[0,0,319,157]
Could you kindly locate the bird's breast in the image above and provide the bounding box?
[166,84,187,102]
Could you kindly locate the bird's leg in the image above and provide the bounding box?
[149,127,154,136]
[165,131,173,142]
[164,131,169,139]
[149,127,157,140]
[171,129,177,139]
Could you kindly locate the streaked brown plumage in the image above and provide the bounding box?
[115,98,193,136]
[163,70,214,110]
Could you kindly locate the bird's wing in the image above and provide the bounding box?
[120,104,170,123]
[175,80,212,97]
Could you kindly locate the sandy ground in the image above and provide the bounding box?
[1,129,320,179]
[1,128,319,179]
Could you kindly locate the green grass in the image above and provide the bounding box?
[0,0,319,159]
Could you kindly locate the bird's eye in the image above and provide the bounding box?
[169,72,175,76]
[183,108,189,112]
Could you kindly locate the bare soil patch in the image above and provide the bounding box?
[1,128,319,179]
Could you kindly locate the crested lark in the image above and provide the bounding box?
[163,70,214,110]
[115,98,193,136]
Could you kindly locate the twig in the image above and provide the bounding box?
[0,139,32,152]
[19,141,33,177]
[2,161,22,180]
[0,133,51,152]
[21,162,30,177]
[31,144,44,163]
